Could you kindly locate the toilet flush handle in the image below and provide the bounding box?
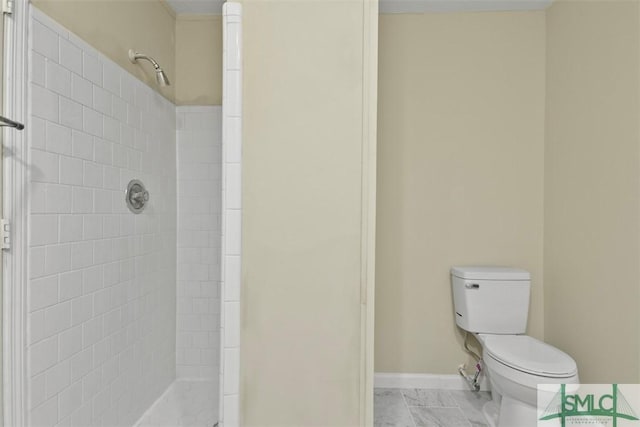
[465,283,480,289]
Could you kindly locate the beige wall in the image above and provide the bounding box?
[32,0,176,101]
[544,0,640,383]
[32,0,223,106]
[239,1,376,425]
[175,16,222,105]
[376,12,546,374]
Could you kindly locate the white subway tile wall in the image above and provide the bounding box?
[176,106,222,380]
[220,4,243,426]
[28,9,177,427]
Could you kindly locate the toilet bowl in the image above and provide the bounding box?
[476,334,578,427]
[450,266,579,427]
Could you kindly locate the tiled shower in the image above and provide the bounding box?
[23,4,242,426]
[176,106,222,380]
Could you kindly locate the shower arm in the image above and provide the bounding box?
[128,50,161,70]
[128,49,170,86]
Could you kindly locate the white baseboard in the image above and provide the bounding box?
[374,372,490,391]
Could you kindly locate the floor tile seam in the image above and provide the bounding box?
[408,405,474,427]
[448,406,474,427]
[400,391,419,427]
[401,390,461,409]
[405,405,463,409]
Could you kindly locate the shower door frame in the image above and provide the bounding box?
[2,0,29,425]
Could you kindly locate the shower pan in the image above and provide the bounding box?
[1,2,243,427]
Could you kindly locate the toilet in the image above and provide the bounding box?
[451,266,579,427]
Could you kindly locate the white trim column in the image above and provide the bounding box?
[3,0,30,425]
[220,3,242,427]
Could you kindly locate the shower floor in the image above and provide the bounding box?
[136,380,218,427]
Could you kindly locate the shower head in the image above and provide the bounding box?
[156,69,170,87]
[128,49,171,87]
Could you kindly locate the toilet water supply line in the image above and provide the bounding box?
[458,332,482,392]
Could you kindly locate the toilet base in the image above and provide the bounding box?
[495,395,538,427]
[482,400,499,427]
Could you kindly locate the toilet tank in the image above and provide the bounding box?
[451,266,531,334]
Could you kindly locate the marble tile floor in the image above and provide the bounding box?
[135,380,218,427]
[375,388,492,427]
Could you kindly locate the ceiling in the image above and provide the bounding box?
[165,0,552,15]
[380,0,552,13]
[165,0,225,15]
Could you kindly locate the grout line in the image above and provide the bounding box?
[396,389,481,426]
[456,406,474,427]
[406,405,461,409]
[443,390,459,408]
[400,390,418,427]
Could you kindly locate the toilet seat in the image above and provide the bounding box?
[481,335,577,378]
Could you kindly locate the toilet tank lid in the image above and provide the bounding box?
[451,266,530,281]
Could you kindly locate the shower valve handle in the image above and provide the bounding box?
[125,179,150,214]
[131,190,149,203]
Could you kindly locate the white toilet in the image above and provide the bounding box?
[451,266,579,427]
